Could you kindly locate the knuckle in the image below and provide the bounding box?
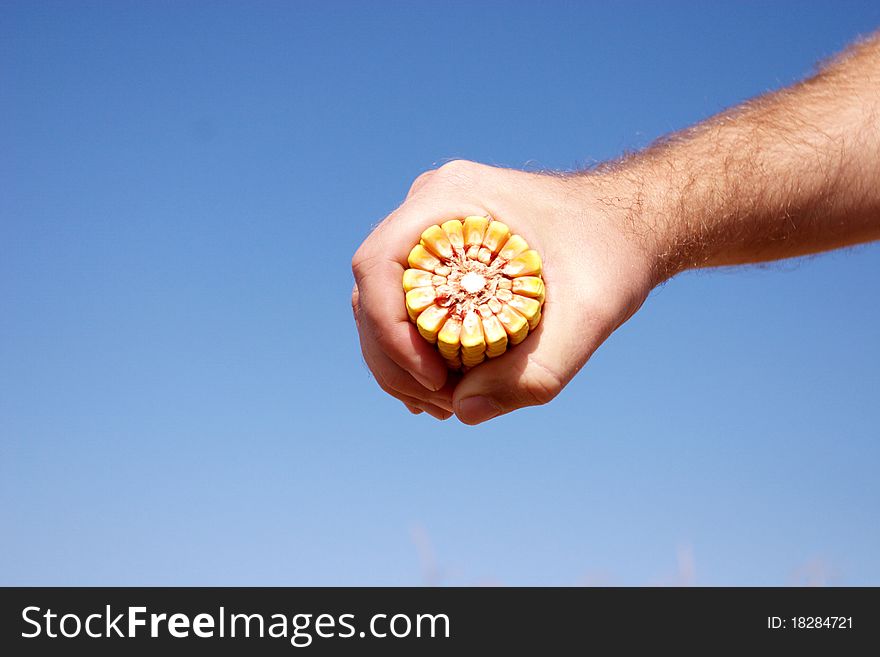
[435,159,481,185]
[351,250,382,282]
[351,247,369,278]
[350,284,360,315]
[407,169,436,195]
[436,159,476,176]
[351,250,364,277]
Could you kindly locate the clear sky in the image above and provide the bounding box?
[2,1,878,586]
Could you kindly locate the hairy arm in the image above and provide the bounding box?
[604,33,880,276]
[352,33,880,424]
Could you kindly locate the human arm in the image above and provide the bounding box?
[613,32,880,274]
[351,33,880,425]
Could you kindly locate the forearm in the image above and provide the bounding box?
[593,32,880,277]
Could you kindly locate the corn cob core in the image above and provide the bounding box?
[403,216,545,370]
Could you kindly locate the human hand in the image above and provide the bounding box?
[351,160,668,425]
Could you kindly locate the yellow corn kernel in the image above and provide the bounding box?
[441,219,465,249]
[405,287,435,321]
[496,304,529,345]
[482,315,508,358]
[460,310,486,365]
[498,234,529,261]
[403,217,545,370]
[462,351,485,368]
[416,304,449,343]
[408,244,441,272]
[463,216,489,247]
[507,294,542,329]
[502,249,542,277]
[402,268,435,291]
[511,276,545,300]
[437,316,462,358]
[420,225,453,260]
[482,220,510,253]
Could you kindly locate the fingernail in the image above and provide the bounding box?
[456,396,501,424]
[410,370,441,392]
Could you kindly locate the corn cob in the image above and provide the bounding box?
[402,216,545,369]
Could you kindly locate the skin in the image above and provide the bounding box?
[351,32,880,425]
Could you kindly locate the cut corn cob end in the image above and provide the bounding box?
[402,216,545,370]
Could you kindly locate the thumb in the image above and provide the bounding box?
[451,304,602,425]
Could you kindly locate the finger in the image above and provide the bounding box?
[452,300,609,425]
[356,262,449,391]
[352,196,486,393]
[398,396,453,420]
[358,323,455,411]
[379,375,454,418]
[418,404,454,421]
[355,281,449,397]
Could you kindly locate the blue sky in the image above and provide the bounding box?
[2,1,878,585]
